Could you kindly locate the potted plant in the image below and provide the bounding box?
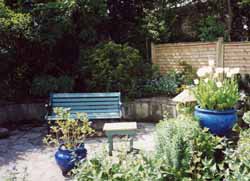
[192,60,240,136]
[43,107,94,176]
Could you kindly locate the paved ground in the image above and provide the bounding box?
[0,122,156,181]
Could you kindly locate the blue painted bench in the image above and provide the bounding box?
[45,92,122,121]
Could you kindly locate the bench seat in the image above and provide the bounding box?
[46,92,122,121]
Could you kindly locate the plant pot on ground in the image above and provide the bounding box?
[192,60,240,136]
[43,108,94,176]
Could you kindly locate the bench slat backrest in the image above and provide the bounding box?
[49,92,121,120]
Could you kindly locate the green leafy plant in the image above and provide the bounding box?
[143,70,183,97]
[155,114,222,180]
[193,61,240,110]
[155,115,195,179]
[242,111,250,124]
[222,129,250,180]
[31,75,74,97]
[86,41,144,98]
[189,128,222,180]
[176,102,196,116]
[74,148,167,181]
[43,107,94,149]
[179,61,197,86]
[197,16,226,42]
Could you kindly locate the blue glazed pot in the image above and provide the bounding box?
[55,143,87,175]
[194,106,237,136]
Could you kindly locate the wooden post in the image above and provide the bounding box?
[216,37,224,67]
[151,42,156,64]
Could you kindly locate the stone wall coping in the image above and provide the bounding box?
[126,97,176,105]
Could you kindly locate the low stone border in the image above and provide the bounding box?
[123,97,176,121]
[0,97,176,125]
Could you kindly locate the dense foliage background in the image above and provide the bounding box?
[0,0,250,101]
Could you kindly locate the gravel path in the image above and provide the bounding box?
[0,123,156,181]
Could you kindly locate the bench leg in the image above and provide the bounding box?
[47,121,50,134]
[107,135,113,156]
[129,136,133,152]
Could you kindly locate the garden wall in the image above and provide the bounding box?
[152,38,250,74]
[0,97,177,125]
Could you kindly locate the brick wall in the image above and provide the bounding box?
[152,39,250,74]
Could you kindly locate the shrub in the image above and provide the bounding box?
[154,115,195,179]
[242,111,250,124]
[74,149,166,181]
[155,114,222,180]
[197,16,226,42]
[223,129,250,180]
[143,70,183,97]
[0,0,32,42]
[86,42,144,98]
[31,75,74,97]
[141,62,197,98]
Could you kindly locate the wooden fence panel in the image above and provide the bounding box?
[151,38,250,74]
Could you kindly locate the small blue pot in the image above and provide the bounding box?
[194,106,237,136]
[55,143,87,176]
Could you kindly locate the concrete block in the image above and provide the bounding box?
[135,103,149,119]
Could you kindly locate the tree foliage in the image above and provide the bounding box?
[0,0,250,100]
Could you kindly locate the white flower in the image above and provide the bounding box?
[204,78,209,83]
[205,66,213,74]
[197,68,206,77]
[240,91,246,101]
[194,79,199,85]
[215,67,224,74]
[214,72,219,78]
[216,81,222,88]
[197,66,213,77]
[224,67,230,73]
[208,59,215,67]
[230,68,240,75]
[226,71,233,78]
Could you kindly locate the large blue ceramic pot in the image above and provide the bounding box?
[194,106,237,136]
[55,143,87,176]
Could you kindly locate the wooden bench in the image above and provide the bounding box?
[45,92,122,121]
[103,122,137,156]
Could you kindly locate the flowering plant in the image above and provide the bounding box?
[193,60,240,110]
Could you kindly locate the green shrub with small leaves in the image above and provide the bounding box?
[222,129,250,180]
[221,113,250,180]
[31,75,74,97]
[74,148,167,181]
[143,70,183,97]
[155,114,222,180]
[242,111,250,124]
[86,42,148,99]
[43,107,94,149]
[197,16,226,42]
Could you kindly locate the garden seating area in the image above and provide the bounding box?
[0,122,155,180]
[1,0,250,180]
